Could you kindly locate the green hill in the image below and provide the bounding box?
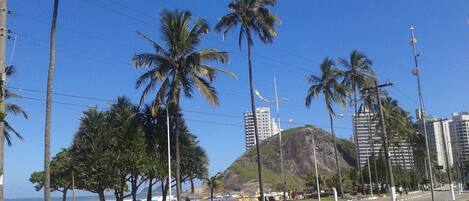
[221,125,356,193]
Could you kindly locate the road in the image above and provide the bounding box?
[403,190,469,201]
[369,190,469,201]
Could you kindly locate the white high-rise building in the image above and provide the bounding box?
[353,106,414,169]
[420,117,453,172]
[244,107,278,150]
[450,112,469,168]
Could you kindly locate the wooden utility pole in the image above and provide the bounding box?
[363,81,395,201]
[0,1,7,201]
[373,81,396,201]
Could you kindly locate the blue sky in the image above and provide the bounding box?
[5,0,469,198]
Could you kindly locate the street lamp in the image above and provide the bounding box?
[254,76,287,201]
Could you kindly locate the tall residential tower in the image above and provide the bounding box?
[353,106,414,169]
[244,107,279,150]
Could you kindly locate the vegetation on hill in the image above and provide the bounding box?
[221,125,356,193]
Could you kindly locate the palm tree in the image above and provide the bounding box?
[205,172,222,201]
[339,50,374,194]
[216,1,280,199]
[2,65,28,145]
[44,1,59,201]
[305,58,349,198]
[132,10,231,201]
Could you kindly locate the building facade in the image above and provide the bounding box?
[244,107,279,150]
[450,112,469,168]
[420,117,453,172]
[353,106,415,169]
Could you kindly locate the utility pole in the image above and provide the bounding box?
[409,25,435,201]
[307,128,321,201]
[0,1,7,201]
[363,81,395,201]
[439,119,455,200]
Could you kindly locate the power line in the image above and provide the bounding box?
[8,86,114,103]
[20,96,108,110]
[19,95,245,128]
[78,0,314,77]
[11,86,354,130]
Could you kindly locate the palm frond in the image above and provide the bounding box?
[192,75,218,106]
[6,103,28,119]
[4,120,23,146]
[136,31,166,54]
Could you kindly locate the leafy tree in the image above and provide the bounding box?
[305,58,350,197]
[216,1,280,199]
[137,105,167,201]
[304,171,323,192]
[205,172,222,201]
[132,10,231,201]
[106,97,147,201]
[30,149,73,201]
[69,108,113,201]
[180,130,209,194]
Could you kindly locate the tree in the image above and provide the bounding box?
[339,50,374,194]
[215,1,280,199]
[305,171,323,192]
[179,130,209,194]
[205,173,222,201]
[2,65,28,145]
[106,97,147,201]
[305,58,350,198]
[44,1,60,200]
[132,10,231,201]
[137,105,166,201]
[30,149,73,201]
[69,108,112,201]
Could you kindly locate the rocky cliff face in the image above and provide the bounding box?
[221,125,356,193]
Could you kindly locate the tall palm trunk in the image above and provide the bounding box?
[353,88,365,195]
[44,1,59,201]
[247,41,264,201]
[329,113,344,198]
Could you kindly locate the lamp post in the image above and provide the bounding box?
[409,25,435,201]
[255,76,287,201]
